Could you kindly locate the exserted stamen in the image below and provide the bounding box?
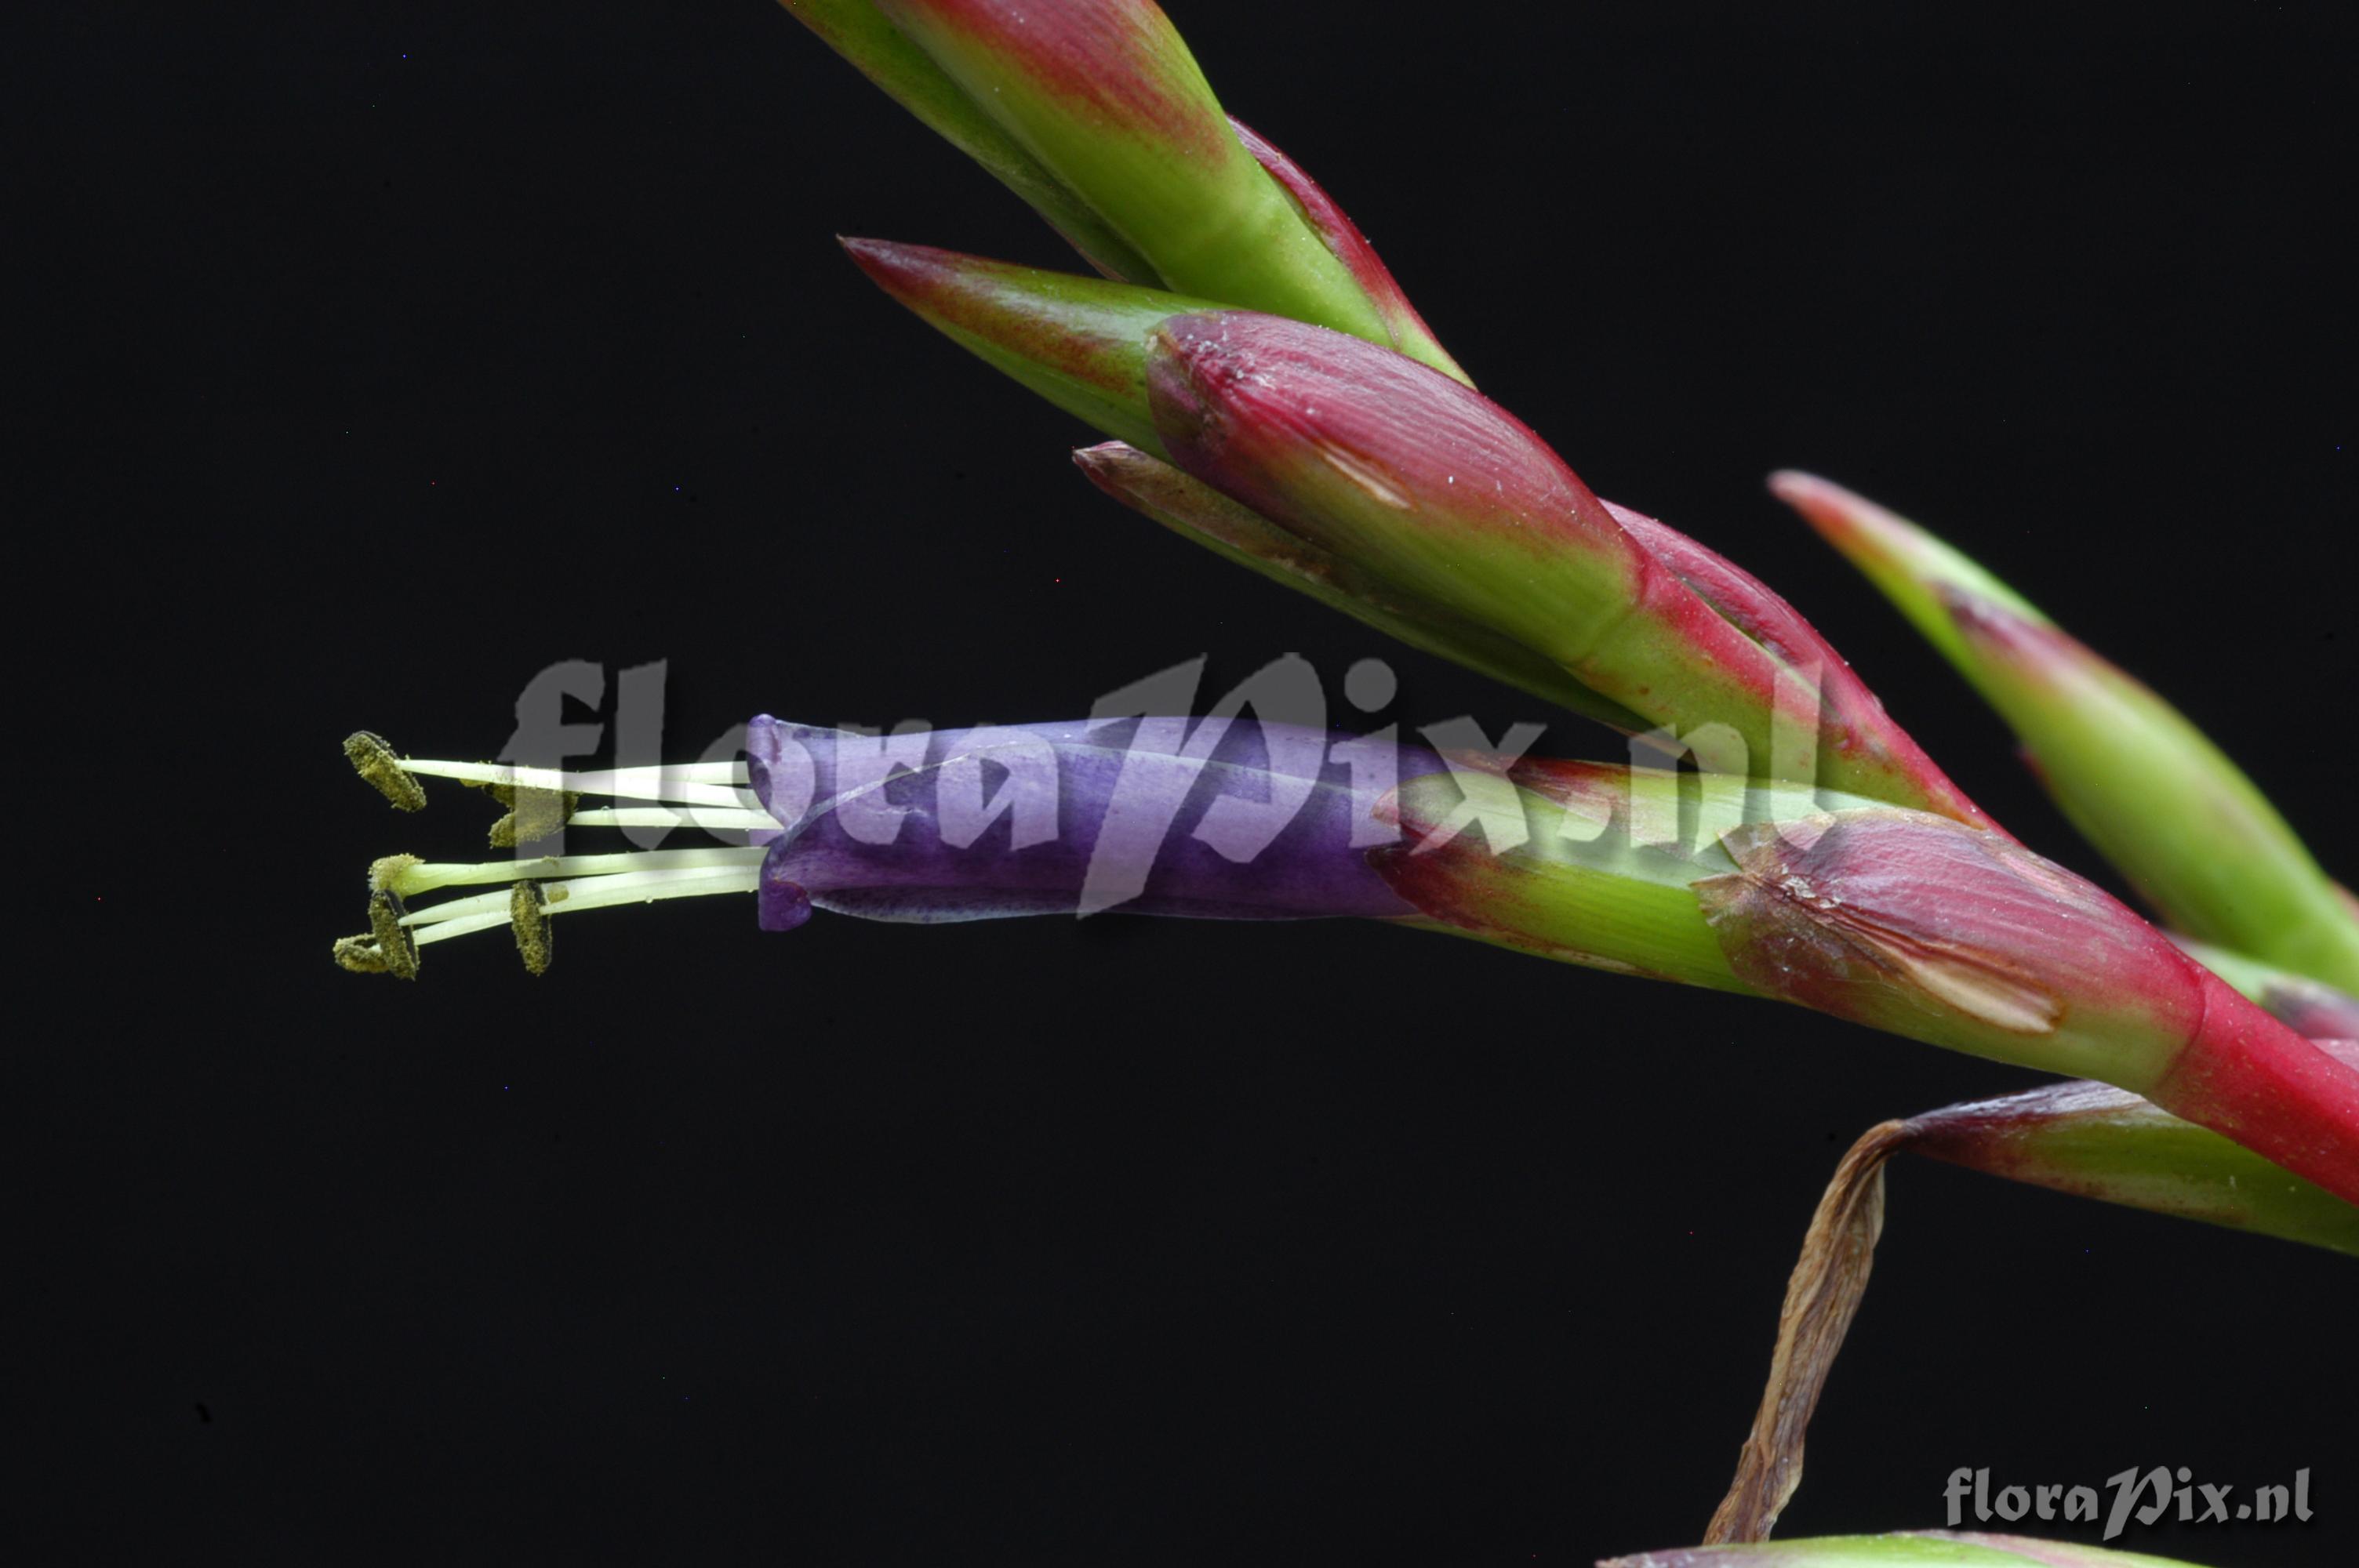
[398,757,754,806]
[344,731,427,811]
[336,852,764,967]
[511,881,552,976]
[330,934,390,975]
[336,732,768,977]
[376,846,769,900]
[482,781,582,848]
[402,862,765,948]
[331,884,424,978]
[572,806,777,833]
[371,887,420,979]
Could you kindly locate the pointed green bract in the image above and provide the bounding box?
[779,2,1161,283]
[842,239,1221,458]
[1776,470,2359,993]
[1227,116,1467,383]
[866,0,1440,370]
[1769,471,2041,670]
[1604,502,1997,831]
[1602,1533,2205,1568]
[1074,441,1653,732]
[1906,1069,2359,1255]
[790,3,1467,376]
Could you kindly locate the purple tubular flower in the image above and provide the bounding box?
[743,713,1447,932]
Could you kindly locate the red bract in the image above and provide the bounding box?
[1697,811,2359,1203]
[1605,501,1998,833]
[1224,116,1465,381]
[876,0,1230,161]
[1146,309,1989,817]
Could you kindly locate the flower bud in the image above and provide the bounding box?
[1148,314,1968,808]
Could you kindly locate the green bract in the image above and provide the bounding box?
[1775,470,2359,993]
[787,0,1468,378]
[1906,1073,2359,1256]
[781,0,1162,283]
[1605,1531,2205,1568]
[1074,441,1657,733]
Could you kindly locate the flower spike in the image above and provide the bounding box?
[336,721,2359,1203]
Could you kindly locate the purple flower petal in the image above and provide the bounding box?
[743,713,1446,932]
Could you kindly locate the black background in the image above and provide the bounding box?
[24,2,2356,1562]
